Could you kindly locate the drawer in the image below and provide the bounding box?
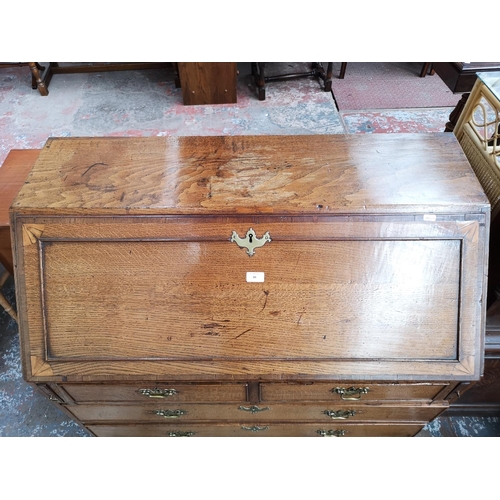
[260,382,451,402]
[68,402,447,424]
[61,383,248,403]
[87,422,425,437]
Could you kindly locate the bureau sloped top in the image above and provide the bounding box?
[11,134,489,215]
[10,134,490,383]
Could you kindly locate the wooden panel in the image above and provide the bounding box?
[11,135,488,216]
[41,238,461,362]
[0,227,13,275]
[432,62,500,93]
[62,383,248,403]
[260,382,451,402]
[177,63,237,105]
[87,422,424,437]
[0,149,40,226]
[446,359,500,415]
[0,149,40,274]
[68,402,447,423]
[9,134,491,437]
[15,210,485,381]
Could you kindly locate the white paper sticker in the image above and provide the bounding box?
[246,272,265,283]
[423,214,436,221]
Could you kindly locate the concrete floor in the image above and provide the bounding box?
[1,62,498,436]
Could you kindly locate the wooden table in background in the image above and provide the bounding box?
[0,149,40,321]
[0,149,40,274]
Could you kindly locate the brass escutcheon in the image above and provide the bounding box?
[238,405,271,414]
[317,429,347,437]
[167,431,195,437]
[332,387,370,400]
[230,228,271,257]
[323,409,356,420]
[154,409,187,418]
[139,388,178,398]
[241,425,269,432]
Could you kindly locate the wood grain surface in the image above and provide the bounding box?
[0,149,40,273]
[68,402,447,423]
[11,135,489,215]
[9,134,491,436]
[177,62,237,105]
[87,422,424,437]
[40,238,461,361]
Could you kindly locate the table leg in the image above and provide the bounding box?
[0,271,17,322]
[252,63,266,101]
[445,93,470,133]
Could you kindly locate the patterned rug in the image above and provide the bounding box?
[330,62,462,111]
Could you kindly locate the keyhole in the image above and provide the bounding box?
[248,234,253,243]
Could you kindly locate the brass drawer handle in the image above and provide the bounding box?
[332,387,370,400]
[167,431,195,437]
[154,409,187,418]
[238,405,271,414]
[241,425,269,433]
[230,228,271,257]
[323,409,356,420]
[139,388,178,398]
[317,429,347,437]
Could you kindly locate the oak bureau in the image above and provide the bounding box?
[10,134,489,437]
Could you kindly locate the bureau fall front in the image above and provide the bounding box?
[10,134,489,436]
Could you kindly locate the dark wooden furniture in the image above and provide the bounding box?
[1,63,45,91]
[28,63,171,96]
[251,63,333,100]
[0,149,40,321]
[10,134,489,437]
[447,73,500,416]
[446,308,500,416]
[432,62,500,132]
[175,63,237,105]
[337,63,431,80]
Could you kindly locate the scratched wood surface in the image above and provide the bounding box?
[40,238,460,361]
[11,134,489,215]
[10,135,489,382]
[8,134,491,436]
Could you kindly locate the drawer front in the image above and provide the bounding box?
[260,382,450,402]
[69,402,447,424]
[87,423,424,437]
[61,383,248,403]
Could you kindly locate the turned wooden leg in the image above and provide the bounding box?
[324,62,333,91]
[28,62,48,96]
[313,62,333,92]
[172,62,181,88]
[253,62,266,101]
[445,93,469,133]
[420,62,432,77]
[0,271,17,322]
[339,62,347,79]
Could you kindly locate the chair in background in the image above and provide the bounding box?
[251,63,334,100]
[0,62,45,92]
